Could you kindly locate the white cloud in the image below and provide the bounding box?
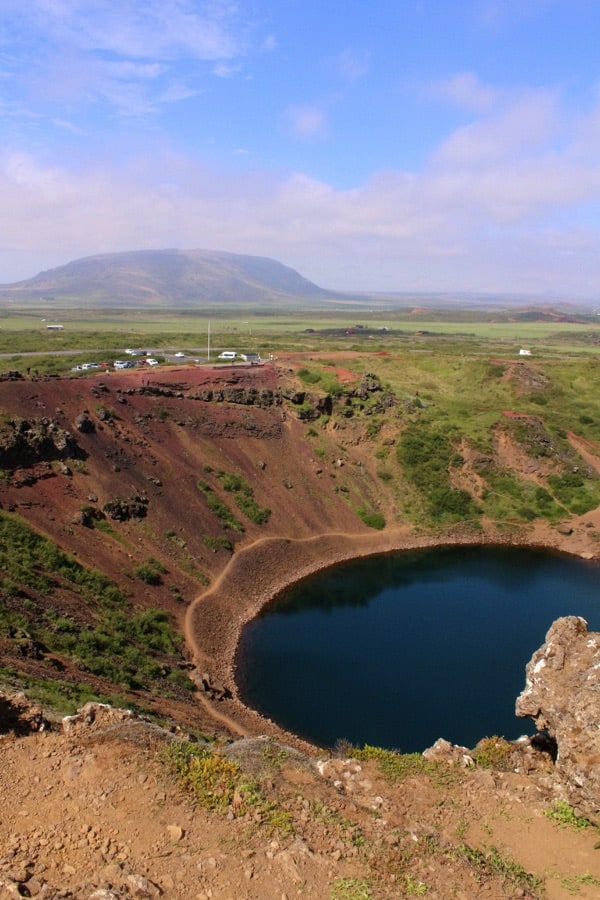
[432,88,562,167]
[1,123,600,297]
[336,49,370,83]
[427,72,497,114]
[4,0,247,61]
[212,62,242,78]
[2,79,600,296]
[281,105,329,141]
[476,0,561,31]
[0,1,254,121]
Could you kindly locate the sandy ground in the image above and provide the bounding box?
[2,689,600,900]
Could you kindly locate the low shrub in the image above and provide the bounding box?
[133,562,163,585]
[357,509,386,530]
[472,736,513,770]
[204,534,233,553]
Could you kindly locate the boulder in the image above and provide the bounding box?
[516,616,600,821]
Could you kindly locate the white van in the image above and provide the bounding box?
[218,351,237,360]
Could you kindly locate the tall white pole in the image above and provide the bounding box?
[207,321,211,361]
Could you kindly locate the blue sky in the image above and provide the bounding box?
[2,0,600,298]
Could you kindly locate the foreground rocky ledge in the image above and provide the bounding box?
[516,615,600,822]
[2,630,600,900]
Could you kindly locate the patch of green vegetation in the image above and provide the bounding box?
[159,742,293,835]
[295,364,344,395]
[357,508,386,530]
[178,558,210,585]
[453,844,543,895]
[397,423,480,524]
[0,511,187,697]
[133,558,167,585]
[472,736,513,770]
[0,511,126,606]
[261,739,288,768]
[95,404,117,420]
[67,457,88,474]
[547,472,600,515]
[404,875,428,896]
[560,872,600,894]
[159,741,239,810]
[330,877,372,900]
[217,472,245,492]
[320,371,344,397]
[234,493,271,524]
[92,517,122,539]
[0,668,126,715]
[164,529,186,550]
[545,800,592,830]
[196,479,244,533]
[365,419,383,439]
[203,533,233,553]
[214,470,271,524]
[293,398,318,420]
[480,460,575,523]
[38,605,183,689]
[352,745,459,787]
[297,367,322,385]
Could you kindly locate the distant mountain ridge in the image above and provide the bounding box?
[0,248,596,313]
[0,248,339,308]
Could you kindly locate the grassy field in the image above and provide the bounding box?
[0,306,599,369]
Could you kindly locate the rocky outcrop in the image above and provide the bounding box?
[0,417,83,468]
[74,411,96,433]
[516,616,600,821]
[103,493,148,520]
[189,386,280,407]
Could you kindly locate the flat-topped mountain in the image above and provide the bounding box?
[2,248,596,313]
[0,248,339,308]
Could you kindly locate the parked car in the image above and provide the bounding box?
[174,352,185,358]
[218,351,237,360]
[146,358,159,366]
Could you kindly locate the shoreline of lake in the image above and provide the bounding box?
[185,517,600,751]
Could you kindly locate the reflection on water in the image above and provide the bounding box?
[236,546,600,752]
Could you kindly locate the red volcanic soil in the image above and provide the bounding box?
[0,361,392,732]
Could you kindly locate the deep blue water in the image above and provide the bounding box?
[236,546,600,752]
